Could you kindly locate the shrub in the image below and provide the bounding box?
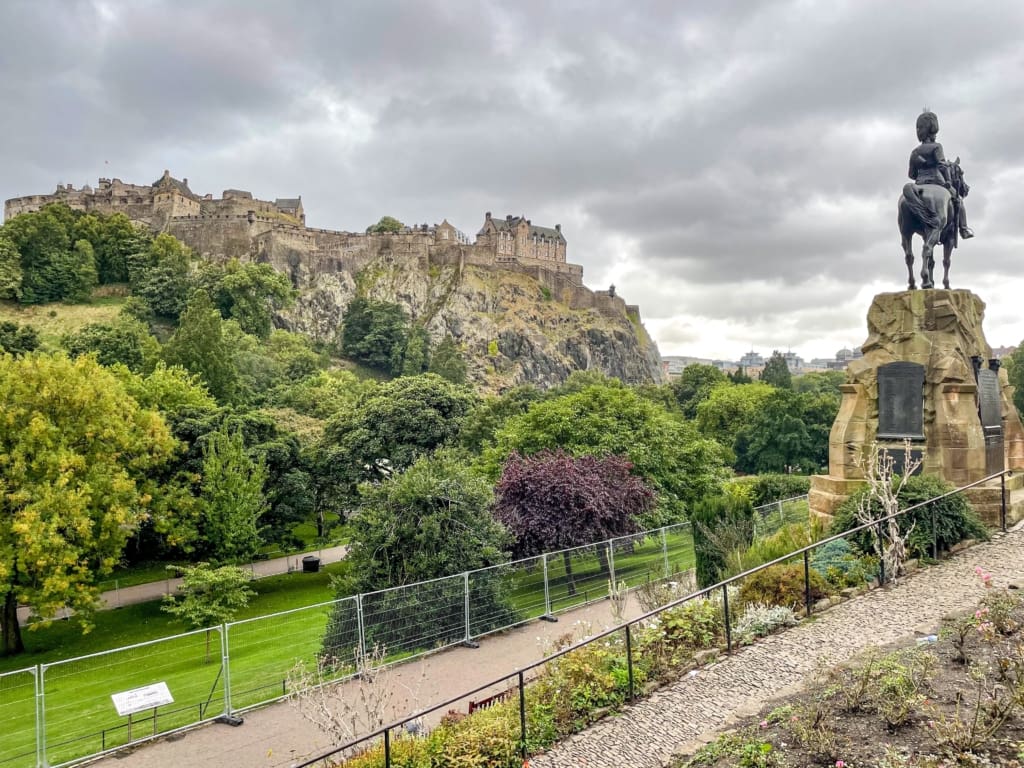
[830,474,988,560]
[732,602,799,645]
[637,597,723,676]
[690,494,755,587]
[810,538,878,589]
[741,522,816,573]
[635,571,698,612]
[728,474,811,507]
[738,563,829,609]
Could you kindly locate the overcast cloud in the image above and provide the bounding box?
[3,0,1024,361]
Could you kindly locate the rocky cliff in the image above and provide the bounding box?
[273,244,664,391]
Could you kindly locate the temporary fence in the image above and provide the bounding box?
[0,521,699,767]
[752,494,810,537]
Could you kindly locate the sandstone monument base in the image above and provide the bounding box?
[809,289,1024,527]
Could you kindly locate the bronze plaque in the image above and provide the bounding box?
[978,369,1002,428]
[877,362,925,439]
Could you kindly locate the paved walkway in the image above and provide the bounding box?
[16,545,349,623]
[82,528,1024,768]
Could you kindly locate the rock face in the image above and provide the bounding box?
[275,245,664,391]
[809,290,1024,522]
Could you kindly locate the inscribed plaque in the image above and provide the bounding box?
[877,362,925,439]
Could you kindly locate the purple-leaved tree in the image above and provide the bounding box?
[494,450,654,595]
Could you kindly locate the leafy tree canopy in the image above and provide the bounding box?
[62,317,160,373]
[484,382,729,524]
[1,204,98,303]
[197,426,267,564]
[366,215,404,234]
[163,290,239,402]
[196,259,295,339]
[323,373,478,496]
[0,353,178,655]
[428,335,468,384]
[695,381,775,451]
[128,232,193,319]
[671,363,727,419]
[340,296,410,375]
[494,450,653,558]
[343,450,508,591]
[0,237,22,300]
[0,321,40,356]
[759,351,793,389]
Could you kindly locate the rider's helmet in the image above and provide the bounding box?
[916,110,939,143]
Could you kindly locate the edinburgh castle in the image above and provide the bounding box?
[4,171,639,321]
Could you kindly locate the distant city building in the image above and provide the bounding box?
[739,350,764,368]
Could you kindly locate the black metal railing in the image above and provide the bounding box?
[295,469,1013,768]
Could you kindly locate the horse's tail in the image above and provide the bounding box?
[901,183,941,229]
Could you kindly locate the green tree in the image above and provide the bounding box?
[163,291,239,402]
[129,233,193,319]
[343,450,508,591]
[671,363,728,419]
[695,382,775,450]
[0,236,22,299]
[161,563,255,661]
[428,335,468,384]
[323,450,512,663]
[366,215,404,234]
[459,385,543,453]
[484,383,728,524]
[340,296,411,374]
[323,373,478,499]
[267,369,376,420]
[95,213,148,284]
[0,322,40,356]
[263,330,325,382]
[793,369,846,396]
[198,426,267,564]
[201,260,296,339]
[63,318,159,373]
[0,354,177,655]
[400,325,430,376]
[1007,344,1024,417]
[734,390,819,473]
[759,351,793,389]
[2,204,98,303]
[728,366,753,384]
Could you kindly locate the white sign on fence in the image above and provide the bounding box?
[111,682,174,716]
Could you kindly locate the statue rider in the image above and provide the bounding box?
[908,110,973,239]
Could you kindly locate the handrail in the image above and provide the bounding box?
[294,468,1013,767]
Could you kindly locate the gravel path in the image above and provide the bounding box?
[531,528,1024,768]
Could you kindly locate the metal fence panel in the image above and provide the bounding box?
[544,542,610,614]
[229,597,353,712]
[0,666,36,768]
[753,495,810,538]
[360,574,466,660]
[468,555,543,638]
[41,627,225,767]
[609,531,674,588]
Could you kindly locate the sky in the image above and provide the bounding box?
[2,0,1024,363]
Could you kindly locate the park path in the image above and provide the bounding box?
[15,545,349,624]
[84,526,1024,768]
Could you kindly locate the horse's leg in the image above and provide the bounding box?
[942,240,953,289]
[899,210,916,290]
[921,226,942,289]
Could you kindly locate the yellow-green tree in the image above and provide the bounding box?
[0,353,178,655]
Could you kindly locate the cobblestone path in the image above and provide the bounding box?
[531,528,1024,768]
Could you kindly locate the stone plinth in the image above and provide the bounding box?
[809,289,1024,519]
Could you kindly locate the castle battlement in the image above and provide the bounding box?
[4,172,624,313]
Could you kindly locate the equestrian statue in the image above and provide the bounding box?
[898,110,974,290]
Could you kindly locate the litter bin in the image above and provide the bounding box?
[302,555,321,573]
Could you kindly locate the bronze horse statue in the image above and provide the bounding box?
[898,158,968,290]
